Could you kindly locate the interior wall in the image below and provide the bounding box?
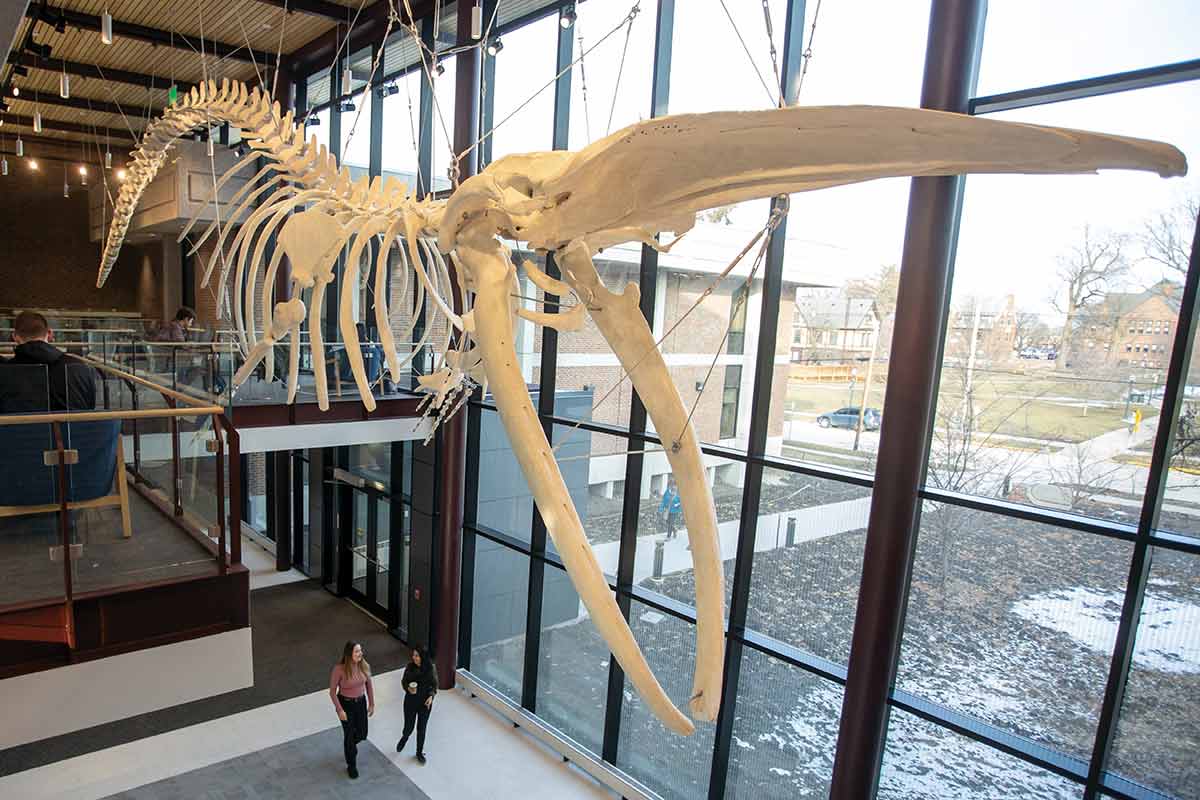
[0,158,142,312]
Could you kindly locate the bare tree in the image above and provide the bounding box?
[1013,311,1054,353]
[846,263,900,320]
[1047,442,1126,513]
[1052,226,1131,370]
[1142,194,1199,279]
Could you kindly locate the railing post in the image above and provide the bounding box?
[225,420,243,566]
[168,397,182,516]
[51,422,75,645]
[214,415,229,576]
[131,382,142,481]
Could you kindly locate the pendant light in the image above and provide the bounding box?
[105,129,112,169]
[1,155,8,177]
[33,110,42,133]
[63,164,70,198]
[101,8,114,45]
[471,1,482,39]
[16,134,23,157]
[79,164,87,186]
[207,136,214,156]
[60,62,70,99]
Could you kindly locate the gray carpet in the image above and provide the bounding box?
[100,731,429,799]
[0,580,410,776]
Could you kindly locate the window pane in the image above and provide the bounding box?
[880,708,1081,799]
[773,0,930,475]
[940,81,1200,520]
[474,408,533,543]
[429,55,457,193]
[1108,548,1200,799]
[549,425,629,561]
[725,649,843,799]
[976,1,1200,97]
[468,537,528,704]
[487,13,557,161]
[338,88,372,181]
[617,602,716,800]
[380,70,424,194]
[746,469,871,665]
[634,447,743,614]
[897,503,1133,760]
[1157,283,1200,542]
[567,0,654,150]
[535,569,608,756]
[551,246,640,427]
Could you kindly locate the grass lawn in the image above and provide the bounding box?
[786,365,1157,444]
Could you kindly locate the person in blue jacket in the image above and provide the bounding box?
[659,476,683,539]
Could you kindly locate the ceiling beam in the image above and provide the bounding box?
[2,113,143,137]
[8,52,195,92]
[290,0,433,75]
[0,131,130,152]
[12,91,164,119]
[24,5,277,67]
[250,0,360,23]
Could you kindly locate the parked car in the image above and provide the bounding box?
[816,406,881,430]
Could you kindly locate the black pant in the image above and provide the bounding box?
[401,696,431,754]
[338,695,368,768]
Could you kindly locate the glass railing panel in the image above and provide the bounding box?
[0,415,67,609]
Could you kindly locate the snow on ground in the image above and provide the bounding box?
[1013,587,1200,675]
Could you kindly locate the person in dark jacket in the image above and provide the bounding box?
[395,647,437,764]
[154,307,196,343]
[0,311,96,413]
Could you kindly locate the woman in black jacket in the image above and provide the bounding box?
[396,648,437,763]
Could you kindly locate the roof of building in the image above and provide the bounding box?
[794,293,878,330]
[1094,280,1183,318]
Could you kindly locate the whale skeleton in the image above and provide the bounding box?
[97,79,1187,735]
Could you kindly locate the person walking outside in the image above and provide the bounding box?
[330,641,375,779]
[659,477,683,540]
[396,648,437,764]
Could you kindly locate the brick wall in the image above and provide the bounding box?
[0,159,141,312]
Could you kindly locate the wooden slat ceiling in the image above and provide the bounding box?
[0,0,374,147]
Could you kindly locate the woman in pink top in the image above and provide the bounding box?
[330,640,375,779]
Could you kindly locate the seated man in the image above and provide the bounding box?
[0,311,97,413]
[153,306,197,343]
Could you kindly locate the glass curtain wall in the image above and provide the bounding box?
[459,2,1200,800]
[292,0,1200,797]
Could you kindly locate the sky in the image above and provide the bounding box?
[347,0,1199,319]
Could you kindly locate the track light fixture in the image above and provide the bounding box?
[11,85,19,97]
[101,8,114,45]
[306,112,320,127]
[486,37,503,56]
[338,99,355,113]
[235,142,248,158]
[561,5,577,28]
[0,100,8,112]
[27,41,52,60]
[471,1,482,39]
[435,58,445,76]
[377,81,400,98]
